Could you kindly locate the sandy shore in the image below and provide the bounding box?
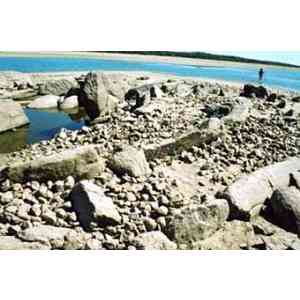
[1,51,299,71]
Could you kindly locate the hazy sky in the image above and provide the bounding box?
[214,51,300,66]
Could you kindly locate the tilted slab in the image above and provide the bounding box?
[224,158,300,220]
[143,121,222,161]
[1,145,105,183]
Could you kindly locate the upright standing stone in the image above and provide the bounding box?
[81,72,130,120]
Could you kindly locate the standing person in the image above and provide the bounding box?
[259,68,264,82]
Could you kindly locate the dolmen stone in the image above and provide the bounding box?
[70,180,121,230]
[0,99,30,133]
[0,235,48,250]
[110,145,151,177]
[166,199,229,245]
[143,119,222,160]
[1,145,105,183]
[19,225,72,248]
[39,78,78,96]
[224,158,300,220]
[81,72,130,120]
[270,187,300,234]
[58,95,79,110]
[241,84,268,98]
[28,95,60,109]
[125,83,163,110]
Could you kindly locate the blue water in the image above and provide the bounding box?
[0,108,86,153]
[25,108,85,143]
[0,56,300,91]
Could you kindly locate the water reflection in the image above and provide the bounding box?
[0,125,28,153]
[0,107,87,153]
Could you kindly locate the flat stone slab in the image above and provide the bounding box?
[70,180,121,230]
[1,145,105,183]
[224,158,300,220]
[0,99,30,133]
[134,231,177,250]
[28,95,60,109]
[19,225,71,244]
[143,126,221,161]
[0,236,49,250]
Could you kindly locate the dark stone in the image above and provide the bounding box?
[270,187,300,234]
[277,99,286,108]
[219,89,225,97]
[292,96,300,103]
[241,84,268,99]
[266,93,277,102]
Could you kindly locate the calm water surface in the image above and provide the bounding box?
[0,108,85,153]
[0,56,299,153]
[0,56,300,91]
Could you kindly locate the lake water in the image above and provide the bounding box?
[0,55,300,153]
[1,56,300,91]
[0,108,85,153]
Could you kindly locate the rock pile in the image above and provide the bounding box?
[0,71,300,250]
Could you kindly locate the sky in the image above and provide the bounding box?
[213,51,300,66]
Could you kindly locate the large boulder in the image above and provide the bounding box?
[58,95,79,110]
[70,180,121,230]
[0,99,30,133]
[0,236,48,250]
[110,145,151,177]
[134,101,168,116]
[270,187,300,234]
[251,216,300,250]
[166,199,229,245]
[134,231,177,250]
[224,158,300,220]
[81,72,130,120]
[125,83,163,110]
[2,145,105,183]
[28,95,60,109]
[204,104,231,118]
[195,221,256,250]
[38,78,78,96]
[292,96,300,103]
[241,84,268,98]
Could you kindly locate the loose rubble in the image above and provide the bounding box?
[0,70,300,250]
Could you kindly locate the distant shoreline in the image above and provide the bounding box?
[1,51,300,71]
